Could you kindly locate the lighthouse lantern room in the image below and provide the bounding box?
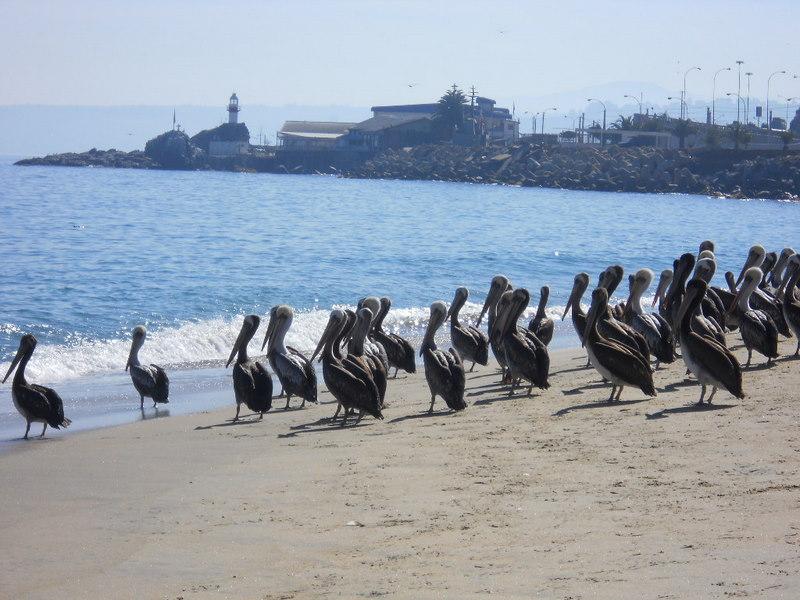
[227,93,240,124]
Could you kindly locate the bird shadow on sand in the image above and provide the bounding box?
[560,381,609,396]
[742,361,778,372]
[553,397,649,416]
[473,391,535,405]
[467,370,504,381]
[140,408,171,421]
[278,417,372,437]
[388,409,459,423]
[467,384,511,397]
[645,403,736,419]
[194,416,265,430]
[552,365,592,376]
[660,379,698,393]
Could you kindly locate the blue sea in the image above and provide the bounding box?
[2,156,799,442]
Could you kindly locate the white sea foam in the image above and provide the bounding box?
[0,298,595,383]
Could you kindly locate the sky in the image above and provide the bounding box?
[1,0,799,155]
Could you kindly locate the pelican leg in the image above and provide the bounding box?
[340,410,348,427]
[745,349,752,367]
[355,410,365,424]
[153,400,157,408]
[331,402,342,422]
[40,423,47,438]
[767,356,773,366]
[795,340,799,356]
[284,394,291,410]
[23,421,30,440]
[527,384,533,397]
[654,360,661,370]
[697,385,706,405]
[707,387,717,404]
[140,396,144,409]
[470,362,476,373]
[234,403,241,422]
[259,411,264,420]
[607,385,617,403]
[585,357,591,368]
[615,386,623,402]
[508,379,516,397]
[393,367,399,378]
[300,398,306,408]
[428,395,436,413]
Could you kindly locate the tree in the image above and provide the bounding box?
[778,130,794,152]
[673,119,696,149]
[611,115,634,130]
[433,84,467,140]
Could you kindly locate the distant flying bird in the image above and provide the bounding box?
[407,83,417,88]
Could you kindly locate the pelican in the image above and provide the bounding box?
[478,275,512,374]
[125,325,169,409]
[736,245,766,287]
[691,258,727,345]
[2,334,71,439]
[662,252,695,334]
[623,269,676,368]
[226,315,273,420]
[360,297,391,373]
[347,307,388,407]
[770,247,796,288]
[563,272,589,343]
[678,279,744,404]
[447,287,489,372]
[528,286,554,346]
[779,255,800,355]
[583,288,656,402]
[421,301,466,413]
[372,297,416,377]
[262,305,317,410]
[494,288,550,396]
[730,252,789,336]
[728,267,779,366]
[699,240,715,254]
[311,310,382,425]
[597,269,652,363]
[652,268,673,321]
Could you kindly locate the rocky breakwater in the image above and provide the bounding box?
[346,143,800,200]
[15,148,157,169]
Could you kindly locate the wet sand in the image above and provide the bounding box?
[1,337,799,599]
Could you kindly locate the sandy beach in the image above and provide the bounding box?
[2,336,799,599]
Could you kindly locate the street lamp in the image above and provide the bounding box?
[727,92,746,149]
[712,67,731,125]
[540,107,557,135]
[786,97,796,126]
[745,72,753,125]
[587,98,607,146]
[624,93,643,114]
[682,66,701,120]
[523,111,539,135]
[767,70,787,129]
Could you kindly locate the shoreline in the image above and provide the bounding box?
[2,337,799,598]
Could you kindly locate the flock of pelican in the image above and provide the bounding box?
[3,242,799,438]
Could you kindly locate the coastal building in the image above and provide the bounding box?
[277,121,357,151]
[345,114,434,151]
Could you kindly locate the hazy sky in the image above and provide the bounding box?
[1,0,799,109]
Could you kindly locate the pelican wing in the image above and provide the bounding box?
[687,332,743,398]
[17,384,63,425]
[252,361,273,395]
[466,325,488,345]
[129,364,157,394]
[150,364,170,402]
[594,339,655,395]
[328,362,382,418]
[446,348,466,393]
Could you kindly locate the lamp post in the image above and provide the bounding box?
[786,97,796,126]
[767,70,787,129]
[587,98,607,146]
[682,66,701,120]
[745,72,753,125]
[735,60,744,125]
[727,92,745,149]
[624,93,643,114]
[540,107,557,135]
[712,67,731,125]
[667,96,681,119]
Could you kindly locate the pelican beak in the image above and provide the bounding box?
[582,305,595,349]
[227,322,250,369]
[736,253,756,287]
[311,317,337,363]
[562,295,573,321]
[261,313,276,352]
[2,347,24,384]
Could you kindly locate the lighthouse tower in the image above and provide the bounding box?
[227,93,240,124]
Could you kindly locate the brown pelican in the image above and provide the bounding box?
[623,269,676,368]
[494,288,550,396]
[311,309,382,425]
[477,275,513,374]
[421,301,466,413]
[226,315,273,420]
[372,297,416,377]
[678,279,744,404]
[770,248,796,288]
[528,286,554,346]
[2,334,71,439]
[125,326,169,409]
[597,269,652,364]
[652,268,673,321]
[692,258,727,344]
[347,307,388,407]
[563,272,589,343]
[583,288,656,402]
[728,267,779,366]
[662,253,695,333]
[447,287,489,372]
[699,240,715,254]
[360,297,391,373]
[261,305,317,410]
[780,255,800,355]
[731,250,790,336]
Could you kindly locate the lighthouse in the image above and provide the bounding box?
[227,93,240,124]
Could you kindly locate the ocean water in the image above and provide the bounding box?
[2,156,799,442]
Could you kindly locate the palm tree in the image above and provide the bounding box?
[673,119,696,149]
[611,115,634,130]
[434,85,466,140]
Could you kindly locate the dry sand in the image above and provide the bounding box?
[1,336,799,599]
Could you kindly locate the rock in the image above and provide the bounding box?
[144,130,205,170]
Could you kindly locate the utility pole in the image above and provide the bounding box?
[469,86,478,136]
[745,72,753,125]
[712,66,731,125]
[736,60,744,125]
[767,70,787,130]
